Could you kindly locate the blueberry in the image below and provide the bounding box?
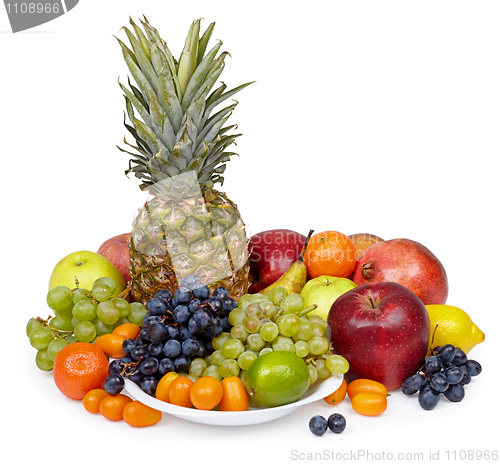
[309,415,328,436]
[327,413,346,434]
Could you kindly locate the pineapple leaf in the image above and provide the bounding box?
[177,20,199,100]
[206,82,227,108]
[146,89,176,151]
[127,77,149,111]
[197,103,237,145]
[123,26,159,93]
[197,22,215,65]
[129,17,151,61]
[168,132,191,170]
[205,81,254,117]
[182,41,222,108]
[131,112,169,156]
[120,81,151,126]
[199,113,232,146]
[158,71,183,133]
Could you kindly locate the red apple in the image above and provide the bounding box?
[97,233,132,284]
[327,281,430,391]
[351,238,448,305]
[248,229,306,293]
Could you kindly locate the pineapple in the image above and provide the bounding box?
[117,17,253,303]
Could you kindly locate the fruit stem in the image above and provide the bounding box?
[299,229,314,262]
[297,304,318,317]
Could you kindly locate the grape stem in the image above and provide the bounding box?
[297,304,318,318]
[36,316,74,339]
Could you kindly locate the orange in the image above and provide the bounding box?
[190,376,224,410]
[324,378,347,406]
[83,388,109,413]
[347,379,388,400]
[95,333,126,359]
[168,377,194,408]
[53,342,109,400]
[219,376,249,411]
[123,401,162,427]
[347,233,384,260]
[112,323,141,340]
[155,372,179,403]
[99,393,133,421]
[303,231,357,279]
[351,392,387,416]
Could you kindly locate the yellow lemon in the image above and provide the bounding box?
[425,304,485,354]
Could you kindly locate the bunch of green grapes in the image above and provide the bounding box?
[207,286,350,384]
[26,277,148,371]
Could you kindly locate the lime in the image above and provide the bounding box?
[244,350,310,408]
[426,304,485,354]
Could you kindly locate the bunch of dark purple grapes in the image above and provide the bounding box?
[402,343,482,410]
[104,274,238,397]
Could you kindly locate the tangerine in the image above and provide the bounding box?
[112,323,141,341]
[219,376,249,411]
[168,376,194,408]
[303,231,356,279]
[324,378,348,406]
[190,376,224,410]
[155,372,179,403]
[123,401,162,427]
[99,393,133,421]
[83,388,109,413]
[52,342,109,400]
[95,333,126,358]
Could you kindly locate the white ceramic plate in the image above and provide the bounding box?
[124,374,343,427]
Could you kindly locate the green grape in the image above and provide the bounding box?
[268,286,289,305]
[92,282,113,302]
[277,314,301,337]
[259,321,279,342]
[211,350,228,366]
[243,315,261,334]
[203,365,222,381]
[272,335,295,353]
[47,286,74,311]
[71,317,79,327]
[212,332,232,351]
[293,317,315,342]
[245,303,263,318]
[259,347,273,357]
[237,294,253,312]
[189,358,208,377]
[96,300,119,325]
[93,318,114,337]
[47,338,69,361]
[221,339,245,359]
[72,299,97,322]
[259,300,276,318]
[72,288,91,304]
[48,315,74,332]
[112,298,130,317]
[246,333,265,351]
[26,318,43,337]
[280,293,305,314]
[35,349,54,371]
[314,358,332,379]
[219,359,240,378]
[74,321,97,342]
[93,277,117,296]
[308,365,318,384]
[53,305,74,319]
[204,354,213,366]
[307,336,330,356]
[309,315,328,337]
[230,324,248,342]
[325,354,350,375]
[295,340,310,358]
[128,302,148,326]
[237,351,257,371]
[249,293,269,304]
[228,309,246,327]
[29,327,55,350]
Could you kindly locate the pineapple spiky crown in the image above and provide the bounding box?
[116,17,253,194]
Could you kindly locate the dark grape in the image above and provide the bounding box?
[466,359,482,376]
[163,339,182,358]
[206,318,223,338]
[139,328,152,345]
[444,366,463,385]
[327,413,346,434]
[206,297,224,317]
[128,370,144,385]
[154,289,172,302]
[182,338,200,357]
[147,298,168,316]
[140,376,158,396]
[122,339,137,355]
[104,374,124,395]
[109,359,122,375]
[193,307,213,329]
[309,415,328,436]
[443,383,465,402]
[173,305,191,324]
[179,326,196,341]
[425,356,442,374]
[187,317,203,335]
[192,284,210,300]
[174,354,191,372]
[164,324,180,341]
[148,322,168,343]
[148,342,164,358]
[173,287,191,305]
[189,299,201,314]
[212,287,230,299]
[459,366,472,385]
[437,344,456,365]
[453,348,468,366]
[131,345,150,362]
[402,373,426,396]
[418,385,441,410]
[139,357,159,375]
[158,357,175,376]
[430,372,449,392]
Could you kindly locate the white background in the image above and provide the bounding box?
[2,0,499,462]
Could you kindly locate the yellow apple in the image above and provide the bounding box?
[300,275,357,320]
[49,250,127,297]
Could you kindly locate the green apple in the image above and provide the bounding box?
[300,275,357,320]
[49,250,127,297]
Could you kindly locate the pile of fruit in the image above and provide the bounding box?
[24,16,486,430]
